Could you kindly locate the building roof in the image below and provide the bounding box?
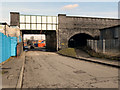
[0,22,10,26]
[99,25,120,31]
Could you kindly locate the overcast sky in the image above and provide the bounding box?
[0,2,119,24]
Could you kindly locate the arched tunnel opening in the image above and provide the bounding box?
[68,33,94,48]
[21,30,57,52]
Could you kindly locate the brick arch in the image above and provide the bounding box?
[67,31,96,41]
[67,32,94,48]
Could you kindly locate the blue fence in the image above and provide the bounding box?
[19,36,22,42]
[0,32,17,63]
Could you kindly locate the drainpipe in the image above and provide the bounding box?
[5,23,6,35]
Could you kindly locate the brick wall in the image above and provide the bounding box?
[58,14,120,49]
[17,42,23,56]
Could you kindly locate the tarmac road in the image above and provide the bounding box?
[22,51,119,88]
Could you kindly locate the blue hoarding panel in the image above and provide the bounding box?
[0,32,17,63]
[0,33,2,63]
[11,37,17,56]
[19,36,22,42]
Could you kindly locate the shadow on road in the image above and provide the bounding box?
[26,47,56,52]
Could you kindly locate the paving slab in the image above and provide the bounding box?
[2,52,25,88]
[75,49,119,68]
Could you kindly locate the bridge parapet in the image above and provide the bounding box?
[20,14,58,31]
[10,12,58,31]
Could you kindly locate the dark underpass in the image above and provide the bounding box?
[21,30,57,51]
[68,33,94,48]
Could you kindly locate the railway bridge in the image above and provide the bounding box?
[10,12,119,51]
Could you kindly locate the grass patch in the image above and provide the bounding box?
[58,48,77,57]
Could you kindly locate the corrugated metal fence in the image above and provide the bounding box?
[87,39,120,54]
[0,32,17,63]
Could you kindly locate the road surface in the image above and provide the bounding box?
[21,51,119,88]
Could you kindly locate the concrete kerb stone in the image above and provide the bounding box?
[57,52,120,68]
[16,51,25,89]
[0,57,15,66]
[1,51,25,89]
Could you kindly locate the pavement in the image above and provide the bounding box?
[2,52,25,88]
[71,49,120,68]
[78,56,120,68]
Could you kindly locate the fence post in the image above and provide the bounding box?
[95,40,98,52]
[87,40,90,47]
[90,40,92,49]
[119,39,120,52]
[103,39,105,53]
[87,40,89,46]
[91,40,94,50]
[89,40,91,47]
